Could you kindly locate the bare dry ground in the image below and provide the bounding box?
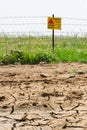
[0,63,87,130]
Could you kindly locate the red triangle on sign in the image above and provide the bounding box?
[48,18,54,24]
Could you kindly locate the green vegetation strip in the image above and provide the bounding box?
[0,35,87,64]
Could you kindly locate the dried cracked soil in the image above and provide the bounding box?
[0,63,87,130]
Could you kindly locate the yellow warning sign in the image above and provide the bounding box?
[48,17,62,30]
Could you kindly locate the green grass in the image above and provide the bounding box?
[0,35,87,64]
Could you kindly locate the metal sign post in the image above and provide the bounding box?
[47,14,62,51]
[52,14,54,51]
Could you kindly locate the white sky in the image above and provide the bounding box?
[0,0,87,17]
[0,0,87,35]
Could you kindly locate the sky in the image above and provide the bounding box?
[0,0,87,17]
[0,0,87,35]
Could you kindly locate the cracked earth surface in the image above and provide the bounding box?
[0,63,87,130]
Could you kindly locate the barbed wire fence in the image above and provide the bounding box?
[0,15,87,36]
[0,15,87,55]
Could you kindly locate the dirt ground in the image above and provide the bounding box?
[0,63,87,130]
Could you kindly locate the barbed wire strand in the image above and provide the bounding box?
[0,31,87,34]
[0,16,47,19]
[0,16,87,21]
[0,23,87,26]
[62,17,87,21]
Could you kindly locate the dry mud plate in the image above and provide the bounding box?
[0,63,87,130]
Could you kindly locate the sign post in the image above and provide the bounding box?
[47,14,62,51]
[52,14,54,51]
